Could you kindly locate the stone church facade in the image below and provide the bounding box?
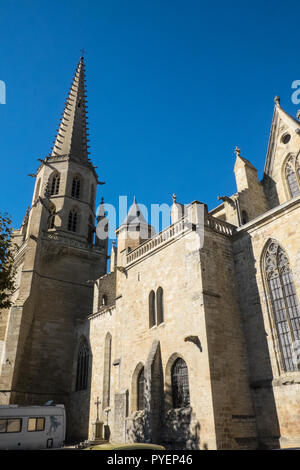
[1,58,300,450]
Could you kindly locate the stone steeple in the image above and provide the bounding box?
[0,55,107,426]
[51,55,90,160]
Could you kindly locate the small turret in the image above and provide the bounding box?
[233,147,268,222]
[116,197,155,259]
[234,146,259,192]
[171,194,184,224]
[110,240,117,273]
[96,197,109,252]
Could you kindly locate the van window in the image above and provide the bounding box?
[28,417,45,432]
[0,418,22,433]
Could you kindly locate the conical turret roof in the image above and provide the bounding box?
[121,196,149,227]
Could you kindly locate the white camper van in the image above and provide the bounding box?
[0,404,66,450]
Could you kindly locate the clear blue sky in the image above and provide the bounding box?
[1,0,300,231]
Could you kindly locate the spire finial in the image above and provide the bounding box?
[133,195,137,204]
[274,96,281,106]
[235,146,241,158]
[80,48,85,59]
[101,196,104,205]
[172,193,177,203]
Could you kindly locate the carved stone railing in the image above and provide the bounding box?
[126,214,236,266]
[206,215,236,236]
[126,217,190,265]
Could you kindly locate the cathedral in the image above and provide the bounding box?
[1,57,300,450]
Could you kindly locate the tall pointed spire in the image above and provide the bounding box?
[51,56,90,160]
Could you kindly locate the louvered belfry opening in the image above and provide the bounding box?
[68,208,78,232]
[50,172,60,196]
[71,176,81,199]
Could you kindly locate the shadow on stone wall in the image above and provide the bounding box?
[162,407,201,450]
[126,409,150,443]
[262,174,280,210]
[126,406,202,450]
[126,341,202,449]
[67,329,93,444]
[234,233,281,449]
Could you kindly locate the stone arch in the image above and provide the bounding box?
[73,335,92,392]
[261,239,300,372]
[156,287,164,325]
[131,362,145,413]
[149,290,156,328]
[49,170,60,196]
[71,173,82,199]
[282,152,300,200]
[68,206,80,232]
[165,352,187,410]
[171,357,190,408]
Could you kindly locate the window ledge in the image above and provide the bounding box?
[273,371,300,386]
[150,322,165,330]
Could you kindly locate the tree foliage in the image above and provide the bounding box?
[0,212,15,309]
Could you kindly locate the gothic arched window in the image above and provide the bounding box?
[285,154,300,199]
[137,367,145,411]
[71,175,81,199]
[171,358,190,408]
[156,287,164,325]
[149,290,156,328]
[76,340,89,391]
[264,241,300,372]
[48,203,56,229]
[68,208,78,232]
[49,172,60,196]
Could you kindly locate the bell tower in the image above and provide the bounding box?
[0,57,107,419]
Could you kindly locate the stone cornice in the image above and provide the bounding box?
[41,230,105,255]
[88,305,116,321]
[36,154,99,181]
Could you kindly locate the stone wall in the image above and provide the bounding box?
[233,196,300,448]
